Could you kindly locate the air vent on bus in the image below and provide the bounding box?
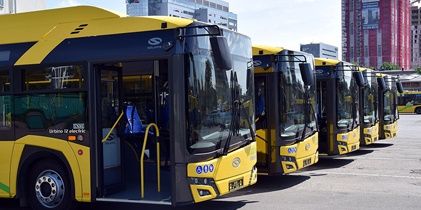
[71,24,88,34]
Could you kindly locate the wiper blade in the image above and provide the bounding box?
[222,71,238,156]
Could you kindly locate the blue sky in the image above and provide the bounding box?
[46,0,342,56]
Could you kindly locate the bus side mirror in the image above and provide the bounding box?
[353,71,365,87]
[396,82,403,93]
[210,36,232,71]
[377,77,386,91]
[299,63,314,86]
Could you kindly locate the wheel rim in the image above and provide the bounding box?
[34,170,65,208]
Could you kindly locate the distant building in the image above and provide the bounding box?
[381,70,421,91]
[0,0,45,14]
[411,6,421,69]
[300,43,339,59]
[126,0,237,31]
[342,0,411,70]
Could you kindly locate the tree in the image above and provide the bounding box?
[351,62,360,67]
[415,66,421,75]
[380,62,400,70]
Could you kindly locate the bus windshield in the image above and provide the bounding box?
[383,90,394,121]
[278,51,316,140]
[185,28,254,156]
[336,65,358,129]
[363,70,378,125]
[383,76,396,122]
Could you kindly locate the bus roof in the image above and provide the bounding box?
[0,6,194,45]
[314,57,341,66]
[359,67,376,72]
[376,73,389,77]
[252,45,284,55]
[1,6,195,65]
[359,67,367,72]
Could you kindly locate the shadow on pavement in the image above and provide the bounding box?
[1,198,30,210]
[302,157,354,172]
[223,174,310,198]
[343,148,374,156]
[78,199,254,210]
[364,142,394,148]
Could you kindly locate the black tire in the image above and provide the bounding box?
[27,159,75,210]
[416,107,421,114]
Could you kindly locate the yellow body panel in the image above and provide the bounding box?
[0,6,192,44]
[0,141,14,197]
[336,127,360,155]
[252,45,283,73]
[383,121,398,139]
[6,136,90,202]
[362,123,379,145]
[256,129,269,163]
[279,133,319,174]
[187,142,257,203]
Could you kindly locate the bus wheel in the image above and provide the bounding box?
[416,108,421,114]
[27,160,74,210]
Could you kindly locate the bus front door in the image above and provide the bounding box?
[95,64,124,196]
[95,60,172,203]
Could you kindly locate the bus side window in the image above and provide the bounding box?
[26,109,46,130]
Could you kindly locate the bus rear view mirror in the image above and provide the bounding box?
[396,82,403,93]
[210,36,232,71]
[353,71,365,87]
[377,77,386,91]
[299,63,314,86]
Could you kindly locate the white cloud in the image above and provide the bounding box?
[59,0,81,7]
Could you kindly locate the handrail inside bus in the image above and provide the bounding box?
[101,111,125,143]
[140,123,161,199]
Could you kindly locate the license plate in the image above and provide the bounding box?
[303,158,312,167]
[229,179,243,191]
[351,145,357,151]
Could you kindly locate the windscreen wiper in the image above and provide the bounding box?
[222,72,238,155]
[300,87,311,141]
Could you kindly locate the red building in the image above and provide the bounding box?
[342,0,411,70]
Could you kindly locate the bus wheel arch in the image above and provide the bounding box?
[415,107,421,114]
[17,147,76,210]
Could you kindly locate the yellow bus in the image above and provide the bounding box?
[358,68,380,145]
[0,6,257,210]
[376,74,403,139]
[398,91,421,114]
[315,58,364,155]
[252,45,318,175]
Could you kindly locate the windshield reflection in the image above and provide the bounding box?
[185,28,254,156]
[383,75,397,122]
[362,70,378,125]
[336,64,359,130]
[278,52,316,141]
